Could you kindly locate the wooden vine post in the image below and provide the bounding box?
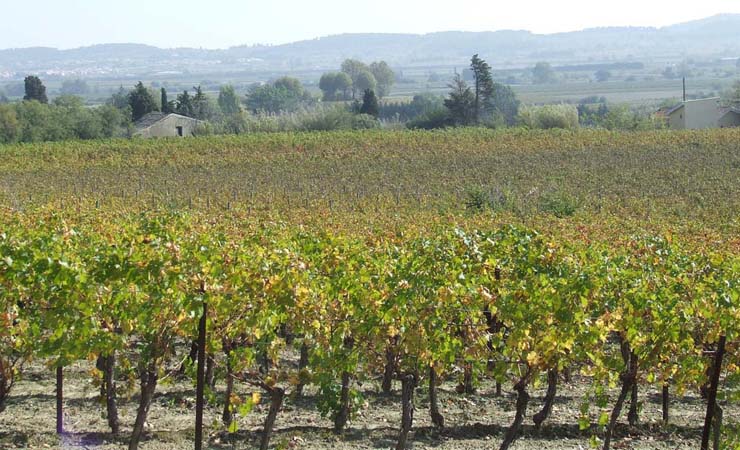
[195,282,208,450]
[56,366,63,434]
[700,335,726,450]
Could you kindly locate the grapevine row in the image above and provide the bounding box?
[0,209,738,449]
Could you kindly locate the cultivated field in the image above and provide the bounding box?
[0,129,738,450]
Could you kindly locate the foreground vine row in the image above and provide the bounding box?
[0,209,738,449]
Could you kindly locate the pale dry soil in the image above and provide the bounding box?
[0,360,735,450]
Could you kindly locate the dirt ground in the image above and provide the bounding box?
[0,359,734,450]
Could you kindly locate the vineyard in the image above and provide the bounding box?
[0,128,739,449]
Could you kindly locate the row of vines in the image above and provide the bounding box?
[1,209,738,449]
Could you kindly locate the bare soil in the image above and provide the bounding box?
[0,360,733,450]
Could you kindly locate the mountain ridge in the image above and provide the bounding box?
[1,14,739,77]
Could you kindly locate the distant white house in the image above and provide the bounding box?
[133,112,203,138]
[658,98,740,129]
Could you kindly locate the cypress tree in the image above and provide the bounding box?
[360,89,379,118]
[161,88,170,114]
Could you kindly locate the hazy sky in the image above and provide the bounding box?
[3,0,740,49]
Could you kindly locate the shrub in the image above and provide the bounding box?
[518,104,579,130]
[407,109,452,130]
[539,191,579,217]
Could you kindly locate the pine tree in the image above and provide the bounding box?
[128,82,158,121]
[192,86,209,120]
[23,76,48,104]
[470,55,494,124]
[444,74,475,126]
[360,89,379,117]
[176,91,194,117]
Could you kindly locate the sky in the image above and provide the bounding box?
[2,0,740,50]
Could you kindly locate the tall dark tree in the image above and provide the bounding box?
[470,55,494,124]
[444,74,475,126]
[359,89,379,117]
[160,88,171,114]
[23,76,48,104]
[128,82,158,121]
[192,86,210,120]
[176,90,194,117]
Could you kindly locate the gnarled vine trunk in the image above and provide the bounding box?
[429,366,444,429]
[500,376,530,450]
[102,353,120,434]
[222,347,235,426]
[260,387,285,450]
[396,373,416,450]
[334,336,354,434]
[295,341,309,397]
[129,364,158,450]
[627,381,638,426]
[382,341,396,395]
[603,339,637,450]
[533,369,557,428]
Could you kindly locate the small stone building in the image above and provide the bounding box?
[133,112,203,138]
[659,98,723,130]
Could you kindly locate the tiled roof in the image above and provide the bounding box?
[134,112,168,130]
[134,112,201,130]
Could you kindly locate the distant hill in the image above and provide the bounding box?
[1,14,739,79]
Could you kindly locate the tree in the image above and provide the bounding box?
[341,59,370,99]
[319,73,339,101]
[355,71,377,96]
[595,69,611,82]
[359,89,379,117]
[532,62,556,84]
[127,82,158,121]
[470,54,495,124]
[192,86,211,120]
[0,105,19,143]
[109,86,130,110]
[23,76,48,103]
[444,74,475,126]
[161,88,171,114]
[490,82,520,126]
[60,79,90,96]
[218,85,241,115]
[0,90,8,104]
[176,90,194,117]
[319,72,351,101]
[273,77,303,94]
[369,61,395,98]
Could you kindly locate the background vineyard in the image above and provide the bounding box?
[0,128,739,450]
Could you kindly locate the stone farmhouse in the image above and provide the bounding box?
[133,112,203,138]
[658,98,740,130]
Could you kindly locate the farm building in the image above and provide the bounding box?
[718,107,740,128]
[133,112,203,138]
[658,98,724,130]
